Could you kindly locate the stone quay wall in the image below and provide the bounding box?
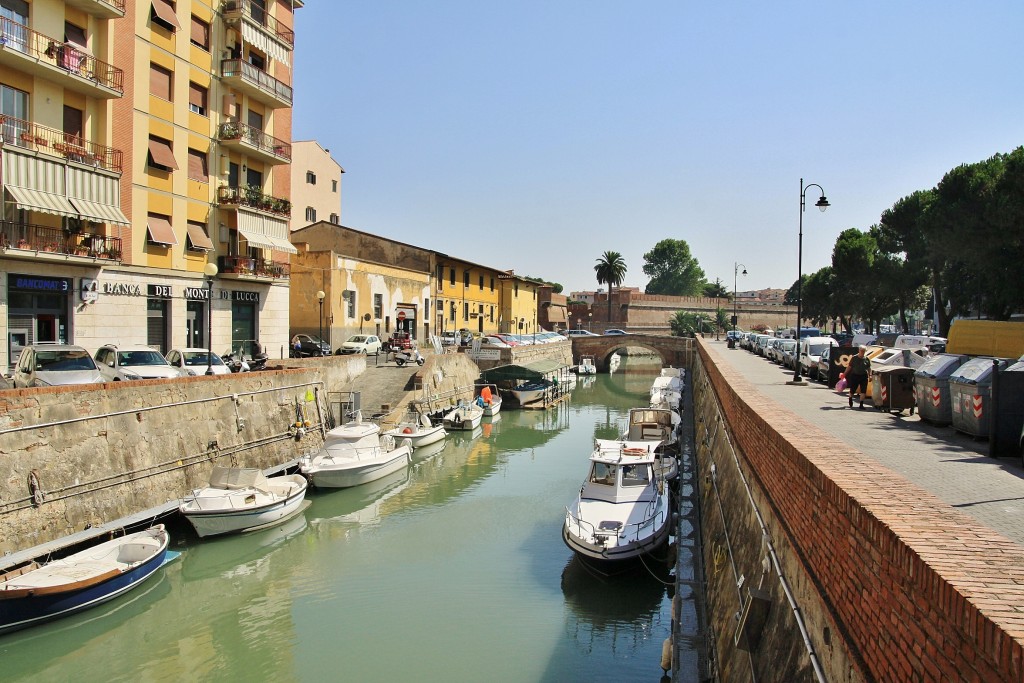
[692,336,1024,682]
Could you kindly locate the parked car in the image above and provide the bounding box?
[814,346,834,382]
[291,334,330,357]
[490,333,520,346]
[165,348,232,376]
[95,344,186,381]
[388,331,414,350]
[12,344,105,388]
[604,329,627,335]
[337,335,383,355]
[755,335,772,356]
[798,337,839,378]
[479,336,511,348]
[778,339,798,369]
[439,331,459,346]
[562,329,600,337]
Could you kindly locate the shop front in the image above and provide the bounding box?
[6,273,72,366]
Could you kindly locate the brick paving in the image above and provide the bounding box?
[706,339,1024,547]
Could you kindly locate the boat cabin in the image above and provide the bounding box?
[624,408,677,443]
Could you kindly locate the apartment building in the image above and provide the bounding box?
[0,0,300,367]
[290,139,341,228]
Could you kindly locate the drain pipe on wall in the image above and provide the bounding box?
[702,375,827,683]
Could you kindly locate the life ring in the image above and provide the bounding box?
[623,447,646,456]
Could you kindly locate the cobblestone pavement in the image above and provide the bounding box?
[706,339,1024,547]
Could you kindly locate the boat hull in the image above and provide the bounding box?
[481,398,502,417]
[304,447,411,488]
[384,424,446,449]
[0,528,169,635]
[181,485,308,538]
[561,513,671,564]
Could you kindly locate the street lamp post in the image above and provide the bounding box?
[204,263,218,375]
[588,312,592,331]
[316,290,326,356]
[733,262,747,334]
[791,178,830,384]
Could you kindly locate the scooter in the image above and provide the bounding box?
[246,343,269,371]
[394,348,424,367]
[222,351,250,373]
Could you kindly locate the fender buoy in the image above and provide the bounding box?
[402,427,413,434]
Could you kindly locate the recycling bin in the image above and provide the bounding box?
[990,358,1024,457]
[870,366,916,413]
[913,353,970,426]
[949,357,1008,437]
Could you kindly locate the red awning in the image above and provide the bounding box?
[146,215,178,246]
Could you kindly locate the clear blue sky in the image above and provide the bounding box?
[292,2,1023,295]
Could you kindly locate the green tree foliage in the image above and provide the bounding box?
[714,307,729,332]
[642,239,706,296]
[703,278,729,298]
[523,275,563,294]
[669,310,701,337]
[594,251,627,324]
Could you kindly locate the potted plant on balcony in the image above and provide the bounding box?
[16,238,30,249]
[221,122,241,139]
[42,242,59,252]
[73,244,90,256]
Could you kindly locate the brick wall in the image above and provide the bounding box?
[695,337,1024,681]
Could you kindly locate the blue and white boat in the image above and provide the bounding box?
[179,467,308,538]
[0,525,171,635]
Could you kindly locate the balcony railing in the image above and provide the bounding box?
[218,254,289,279]
[217,121,291,161]
[1,115,123,172]
[218,185,291,216]
[0,221,123,260]
[221,58,292,105]
[0,17,124,93]
[221,0,294,48]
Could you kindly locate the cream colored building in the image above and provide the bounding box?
[0,0,301,368]
[290,140,342,228]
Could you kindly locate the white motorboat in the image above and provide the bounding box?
[300,413,412,488]
[442,402,484,431]
[382,412,447,449]
[576,355,597,375]
[180,467,309,538]
[623,406,680,453]
[510,379,553,407]
[475,384,502,416]
[562,439,673,565]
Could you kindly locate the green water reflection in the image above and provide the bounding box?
[0,355,678,682]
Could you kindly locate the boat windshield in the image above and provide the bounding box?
[589,462,617,486]
[621,464,651,487]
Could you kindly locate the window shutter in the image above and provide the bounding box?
[150,64,171,99]
[187,149,208,182]
[190,15,208,48]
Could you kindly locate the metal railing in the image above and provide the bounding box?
[99,0,126,11]
[220,59,292,104]
[221,0,294,48]
[0,221,122,260]
[218,254,290,279]
[217,185,291,216]
[0,17,124,93]
[0,115,123,172]
[217,121,291,161]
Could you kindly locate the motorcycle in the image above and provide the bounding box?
[222,351,250,373]
[247,343,269,371]
[394,348,424,367]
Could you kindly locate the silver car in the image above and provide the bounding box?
[95,345,185,381]
[13,344,105,388]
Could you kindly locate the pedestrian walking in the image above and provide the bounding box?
[846,345,871,409]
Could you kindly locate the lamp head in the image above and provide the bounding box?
[815,196,830,212]
[204,263,218,278]
[316,290,325,301]
[742,268,748,276]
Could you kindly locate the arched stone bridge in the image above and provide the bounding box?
[572,333,695,371]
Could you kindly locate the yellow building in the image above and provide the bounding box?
[289,139,342,227]
[0,0,301,367]
[497,271,541,336]
[432,255,504,338]
[290,222,432,350]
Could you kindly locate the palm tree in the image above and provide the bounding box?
[594,251,627,325]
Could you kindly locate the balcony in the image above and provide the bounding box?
[0,18,123,97]
[221,0,294,50]
[221,58,292,107]
[217,185,291,217]
[217,122,291,165]
[64,0,125,19]
[1,116,122,173]
[0,221,123,261]
[218,254,289,280]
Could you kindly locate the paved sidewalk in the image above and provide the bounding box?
[706,339,1024,546]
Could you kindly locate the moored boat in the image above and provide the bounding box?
[179,467,309,538]
[442,402,484,431]
[576,355,597,375]
[475,384,502,416]
[382,412,447,449]
[300,413,412,488]
[0,526,172,635]
[562,440,673,566]
[510,379,553,407]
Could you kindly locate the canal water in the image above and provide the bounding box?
[2,356,684,682]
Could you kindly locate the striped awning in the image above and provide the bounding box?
[69,198,129,225]
[236,208,297,254]
[242,20,290,67]
[5,186,78,218]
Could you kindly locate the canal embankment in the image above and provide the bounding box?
[691,335,1024,682]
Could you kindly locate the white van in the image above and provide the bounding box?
[798,336,838,377]
[894,335,947,353]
